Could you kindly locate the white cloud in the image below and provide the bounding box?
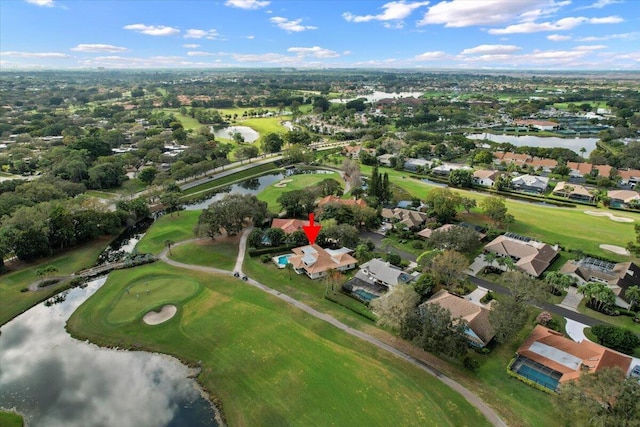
[224,0,270,10]
[184,29,219,39]
[418,0,564,27]
[414,51,448,60]
[574,44,608,50]
[577,0,622,9]
[232,53,292,63]
[244,35,255,39]
[183,44,200,48]
[25,0,55,7]
[460,44,521,55]
[575,31,639,41]
[287,46,340,58]
[123,24,180,36]
[589,16,624,24]
[186,51,215,56]
[1,51,70,58]
[70,44,128,53]
[343,1,430,26]
[270,17,317,32]
[547,33,572,41]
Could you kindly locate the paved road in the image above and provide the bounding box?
[360,230,418,262]
[159,229,507,427]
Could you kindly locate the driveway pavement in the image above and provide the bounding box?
[466,286,489,305]
[558,286,583,312]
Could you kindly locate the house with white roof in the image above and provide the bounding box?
[510,174,549,194]
[288,244,357,280]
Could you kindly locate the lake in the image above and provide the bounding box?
[211,126,259,143]
[0,277,220,427]
[467,133,599,155]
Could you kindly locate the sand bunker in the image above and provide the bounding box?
[143,305,177,325]
[273,179,293,188]
[600,244,631,256]
[584,210,634,223]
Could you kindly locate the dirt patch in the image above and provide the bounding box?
[584,210,634,223]
[273,179,293,188]
[143,304,177,325]
[599,244,631,256]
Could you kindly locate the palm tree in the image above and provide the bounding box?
[285,262,294,280]
[625,285,640,311]
[544,271,575,295]
[324,268,342,295]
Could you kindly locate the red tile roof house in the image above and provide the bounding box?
[483,234,559,277]
[271,218,320,234]
[288,244,357,280]
[420,290,495,348]
[510,325,632,392]
[316,195,367,208]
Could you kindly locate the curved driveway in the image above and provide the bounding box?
[160,229,508,427]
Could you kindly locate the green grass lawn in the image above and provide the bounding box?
[135,211,201,255]
[356,163,639,261]
[0,411,23,427]
[67,262,491,427]
[239,117,289,135]
[106,272,200,324]
[576,299,640,335]
[160,109,202,130]
[169,240,238,270]
[256,171,343,213]
[0,237,113,326]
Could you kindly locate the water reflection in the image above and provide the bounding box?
[211,126,259,143]
[467,133,599,155]
[0,277,218,427]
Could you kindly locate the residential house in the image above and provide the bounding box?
[473,169,499,187]
[355,258,415,289]
[343,145,375,159]
[272,218,320,234]
[608,189,640,208]
[510,174,549,194]
[420,290,495,348]
[381,208,430,229]
[618,169,640,187]
[377,153,395,167]
[567,161,594,178]
[417,223,485,240]
[288,244,357,280]
[317,195,367,208]
[511,325,632,392]
[552,182,594,202]
[528,158,558,173]
[483,233,559,277]
[404,158,432,172]
[560,259,640,309]
[493,151,531,167]
[431,163,472,176]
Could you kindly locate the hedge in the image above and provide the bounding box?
[248,245,296,257]
[325,292,377,322]
[506,357,557,395]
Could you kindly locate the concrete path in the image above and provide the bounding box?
[159,229,507,427]
[466,287,489,305]
[558,286,583,312]
[565,319,589,343]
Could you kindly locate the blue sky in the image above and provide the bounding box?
[1,0,639,70]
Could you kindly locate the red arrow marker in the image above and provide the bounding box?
[302,213,321,245]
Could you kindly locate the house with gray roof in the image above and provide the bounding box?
[355,258,415,289]
[511,174,549,194]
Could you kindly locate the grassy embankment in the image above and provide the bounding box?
[67,261,491,427]
[0,237,113,326]
[0,411,23,427]
[256,171,343,214]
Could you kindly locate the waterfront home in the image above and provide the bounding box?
[551,182,595,202]
[510,174,549,194]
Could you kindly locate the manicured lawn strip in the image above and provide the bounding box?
[256,171,343,213]
[181,162,281,197]
[576,299,640,334]
[240,117,289,135]
[356,163,639,261]
[68,263,491,427]
[0,411,23,427]
[0,236,113,326]
[169,240,238,271]
[135,210,201,255]
[160,108,202,130]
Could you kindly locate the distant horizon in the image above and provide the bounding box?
[2,0,639,70]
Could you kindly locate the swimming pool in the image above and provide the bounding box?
[354,289,378,302]
[514,362,560,391]
[275,254,292,268]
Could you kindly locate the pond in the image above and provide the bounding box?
[96,218,154,265]
[467,133,599,155]
[211,126,259,143]
[0,277,220,427]
[185,169,337,211]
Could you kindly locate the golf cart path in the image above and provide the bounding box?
[159,229,507,427]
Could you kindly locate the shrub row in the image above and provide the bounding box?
[325,292,377,322]
[248,245,296,257]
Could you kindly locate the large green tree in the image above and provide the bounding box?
[480,196,510,227]
[370,284,419,331]
[556,367,640,427]
[424,188,461,224]
[277,189,317,218]
[197,194,268,238]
